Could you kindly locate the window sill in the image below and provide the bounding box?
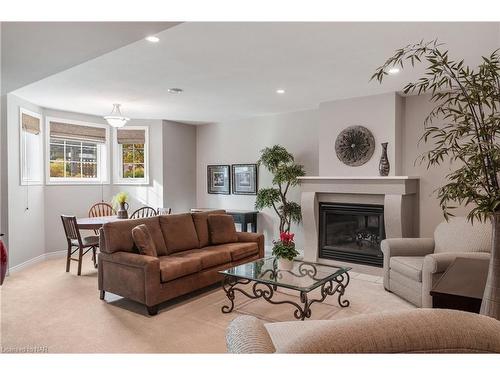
[45,181,110,186]
[113,180,150,186]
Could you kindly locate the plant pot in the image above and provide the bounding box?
[277,258,294,271]
[117,202,129,219]
[480,212,500,319]
[1,235,7,286]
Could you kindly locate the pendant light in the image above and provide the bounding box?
[104,104,129,128]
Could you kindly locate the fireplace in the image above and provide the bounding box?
[319,203,385,267]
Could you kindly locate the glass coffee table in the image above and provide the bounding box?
[219,257,351,320]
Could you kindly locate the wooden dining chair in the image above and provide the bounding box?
[89,202,115,218]
[89,202,115,234]
[158,207,172,215]
[130,206,158,219]
[61,215,99,276]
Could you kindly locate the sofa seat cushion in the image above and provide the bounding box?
[181,246,233,269]
[218,242,259,262]
[159,254,202,283]
[160,213,200,254]
[390,256,424,282]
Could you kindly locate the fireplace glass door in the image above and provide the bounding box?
[319,203,385,267]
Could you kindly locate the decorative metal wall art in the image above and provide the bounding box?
[335,126,375,166]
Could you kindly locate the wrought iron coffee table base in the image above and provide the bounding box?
[221,272,350,320]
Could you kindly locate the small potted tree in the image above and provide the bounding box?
[255,145,305,268]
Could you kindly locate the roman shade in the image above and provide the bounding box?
[50,121,106,143]
[117,128,146,144]
[21,113,41,135]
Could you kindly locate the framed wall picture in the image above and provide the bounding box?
[232,164,258,195]
[207,165,231,194]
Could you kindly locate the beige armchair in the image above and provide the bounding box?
[226,309,500,353]
[381,217,491,307]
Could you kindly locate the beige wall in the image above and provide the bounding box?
[196,109,319,249]
[319,92,403,176]
[6,94,46,267]
[162,120,197,214]
[402,94,468,237]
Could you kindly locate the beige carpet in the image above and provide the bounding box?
[0,256,413,353]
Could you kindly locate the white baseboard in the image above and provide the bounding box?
[8,250,66,274]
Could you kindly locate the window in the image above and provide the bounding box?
[114,126,149,184]
[20,108,43,185]
[46,117,109,184]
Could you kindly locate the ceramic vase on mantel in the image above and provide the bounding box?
[379,142,390,176]
[117,202,129,219]
[277,258,294,271]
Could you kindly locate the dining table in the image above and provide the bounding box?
[76,215,126,231]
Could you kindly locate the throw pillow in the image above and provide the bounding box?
[131,224,158,257]
[208,214,238,245]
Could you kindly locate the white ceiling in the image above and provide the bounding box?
[1,22,179,94]
[12,22,500,123]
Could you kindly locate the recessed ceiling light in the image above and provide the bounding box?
[276,89,285,94]
[167,88,183,94]
[145,35,160,43]
[388,67,400,75]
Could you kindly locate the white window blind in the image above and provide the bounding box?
[50,121,106,143]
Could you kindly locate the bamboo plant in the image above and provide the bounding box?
[372,40,500,319]
[255,145,305,233]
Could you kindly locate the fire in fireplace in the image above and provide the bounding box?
[319,203,385,267]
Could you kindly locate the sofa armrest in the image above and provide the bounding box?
[100,251,160,268]
[226,315,275,353]
[237,232,265,258]
[98,251,160,306]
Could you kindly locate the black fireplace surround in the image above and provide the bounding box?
[319,203,385,267]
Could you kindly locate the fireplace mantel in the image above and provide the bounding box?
[298,176,419,271]
[298,176,419,195]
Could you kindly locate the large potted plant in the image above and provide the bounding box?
[372,40,500,319]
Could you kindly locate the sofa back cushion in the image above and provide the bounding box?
[208,214,238,245]
[160,213,200,254]
[101,216,167,255]
[132,224,158,257]
[192,210,226,247]
[434,216,492,254]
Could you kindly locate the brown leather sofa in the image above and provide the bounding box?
[98,210,264,315]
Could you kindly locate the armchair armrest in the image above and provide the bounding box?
[98,251,160,305]
[381,238,435,257]
[237,232,265,258]
[381,238,435,291]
